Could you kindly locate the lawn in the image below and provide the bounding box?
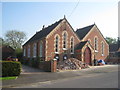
[0,76,18,80]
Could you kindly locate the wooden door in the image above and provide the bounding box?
[84,47,91,65]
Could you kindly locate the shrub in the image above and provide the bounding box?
[1,61,22,77]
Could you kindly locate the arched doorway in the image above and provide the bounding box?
[84,47,92,65]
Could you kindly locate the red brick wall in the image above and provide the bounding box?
[82,25,109,61]
[45,20,80,61]
[23,38,46,60]
[75,50,82,60]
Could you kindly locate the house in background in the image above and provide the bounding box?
[23,17,109,67]
[1,45,15,60]
[107,38,120,64]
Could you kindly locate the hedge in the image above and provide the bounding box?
[1,61,22,77]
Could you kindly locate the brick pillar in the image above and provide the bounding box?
[51,59,57,72]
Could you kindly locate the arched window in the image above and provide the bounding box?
[70,37,74,53]
[101,42,104,56]
[23,47,26,56]
[55,36,59,53]
[94,37,98,51]
[63,32,67,49]
[40,41,43,57]
[33,43,37,57]
[28,45,30,57]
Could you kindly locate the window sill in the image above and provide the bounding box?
[63,48,67,50]
[95,50,98,53]
[101,54,104,56]
[33,56,36,58]
[55,52,59,54]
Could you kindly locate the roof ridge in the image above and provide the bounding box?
[23,18,63,46]
[37,18,63,34]
[77,24,94,30]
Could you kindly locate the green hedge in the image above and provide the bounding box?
[1,61,22,77]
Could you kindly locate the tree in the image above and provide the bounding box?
[5,30,26,49]
[105,37,117,45]
[0,37,9,46]
[0,37,4,46]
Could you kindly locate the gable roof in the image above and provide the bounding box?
[23,19,63,46]
[76,24,95,40]
[76,41,88,50]
[1,45,15,52]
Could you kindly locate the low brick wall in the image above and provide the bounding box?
[39,61,51,72]
[38,60,57,72]
[106,57,120,64]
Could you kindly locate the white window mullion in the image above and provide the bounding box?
[40,42,43,57]
[28,45,30,58]
[33,43,36,58]
[101,42,104,56]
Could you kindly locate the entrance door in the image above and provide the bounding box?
[84,47,92,65]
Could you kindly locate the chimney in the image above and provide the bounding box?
[64,15,66,19]
[42,25,45,30]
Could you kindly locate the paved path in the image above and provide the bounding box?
[21,65,44,73]
[2,64,119,88]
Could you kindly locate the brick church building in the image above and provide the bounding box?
[23,17,109,66]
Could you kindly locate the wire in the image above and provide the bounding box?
[68,0,80,18]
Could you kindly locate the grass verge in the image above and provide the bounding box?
[0,76,18,80]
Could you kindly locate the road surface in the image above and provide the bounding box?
[14,65,119,88]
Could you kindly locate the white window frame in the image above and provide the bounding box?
[27,45,30,58]
[33,43,37,58]
[54,34,60,54]
[101,41,104,56]
[70,36,74,54]
[40,41,43,57]
[62,31,68,50]
[94,37,98,52]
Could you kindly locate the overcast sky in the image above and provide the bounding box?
[1,0,119,42]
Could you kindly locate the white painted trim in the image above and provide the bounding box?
[88,39,91,44]
[65,20,80,42]
[101,41,104,56]
[82,25,95,41]
[62,31,68,50]
[82,25,109,47]
[33,43,37,58]
[81,41,94,62]
[39,41,43,57]
[54,34,60,53]
[70,36,74,54]
[94,36,98,51]
[46,19,80,42]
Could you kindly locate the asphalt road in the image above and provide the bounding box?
[14,65,119,88]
